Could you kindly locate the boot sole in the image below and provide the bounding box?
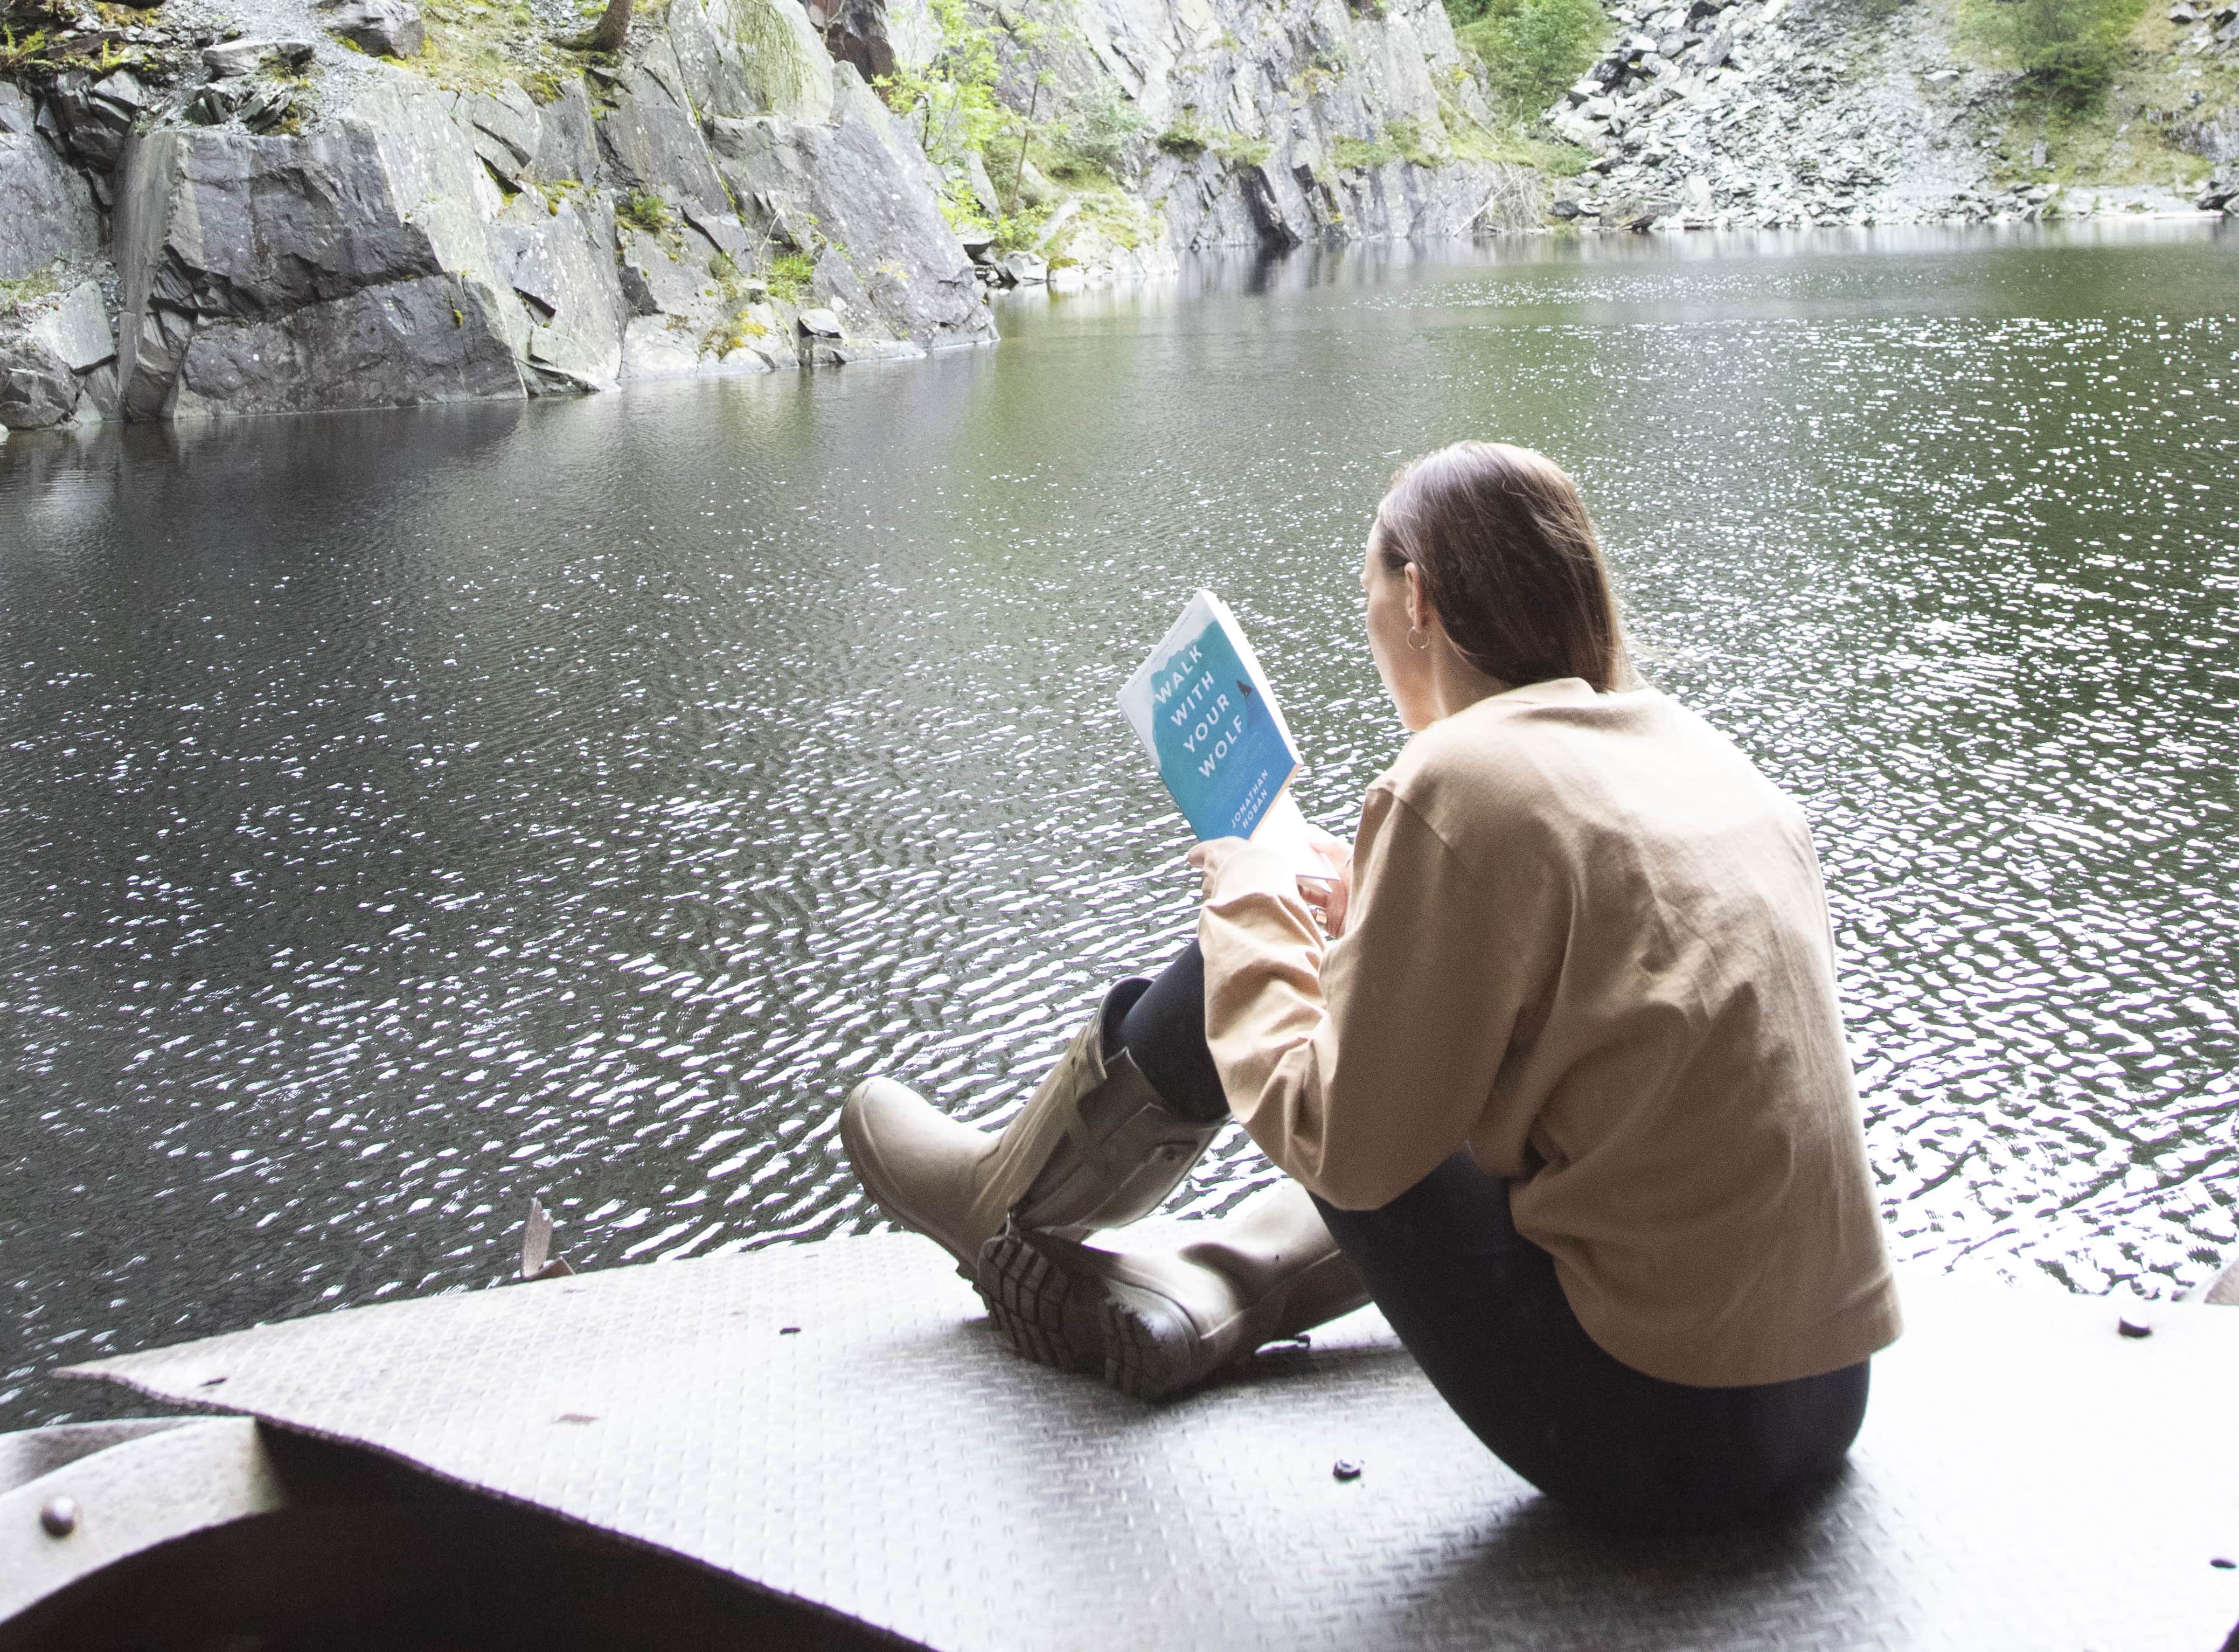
[1100,1284,1201,1404]
[977,1225,1106,1375]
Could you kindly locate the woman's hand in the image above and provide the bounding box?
[1186,837,1254,886]
[1300,823,1354,939]
[1187,830,1355,938]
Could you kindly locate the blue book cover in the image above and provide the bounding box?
[1119,592,1319,865]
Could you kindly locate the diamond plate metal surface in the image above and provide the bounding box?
[59,1236,2239,1651]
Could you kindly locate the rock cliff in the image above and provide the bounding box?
[974,0,1545,259]
[0,0,1539,427]
[1,0,1009,430]
[3,0,2234,431]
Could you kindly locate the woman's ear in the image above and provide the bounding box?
[1402,561,1429,633]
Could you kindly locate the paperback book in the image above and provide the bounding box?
[1117,591,1331,878]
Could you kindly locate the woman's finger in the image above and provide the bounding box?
[1187,836,1250,874]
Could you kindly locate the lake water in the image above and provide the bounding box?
[3,223,2235,1429]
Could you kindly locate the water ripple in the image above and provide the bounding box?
[2,223,2234,1427]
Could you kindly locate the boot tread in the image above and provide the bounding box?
[978,1225,1103,1375]
[1101,1285,1201,1404]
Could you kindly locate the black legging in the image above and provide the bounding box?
[1115,941,1870,1531]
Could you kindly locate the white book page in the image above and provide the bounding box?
[1248,787,1341,882]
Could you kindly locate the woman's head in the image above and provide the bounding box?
[1362,442,1628,730]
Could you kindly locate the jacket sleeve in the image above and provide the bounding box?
[1198,785,1540,1210]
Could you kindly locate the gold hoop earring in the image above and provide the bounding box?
[1407,624,1430,653]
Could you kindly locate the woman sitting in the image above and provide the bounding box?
[838,440,1900,1531]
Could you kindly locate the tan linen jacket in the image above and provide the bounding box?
[1200,678,1901,1389]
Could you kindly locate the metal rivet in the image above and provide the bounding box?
[2116,1315,2152,1339]
[1332,1459,1362,1482]
[39,1497,79,1538]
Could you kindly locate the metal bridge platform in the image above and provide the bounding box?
[6,1232,2237,1650]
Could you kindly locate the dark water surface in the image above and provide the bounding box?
[4,224,2235,1428]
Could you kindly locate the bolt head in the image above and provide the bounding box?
[39,1496,80,1537]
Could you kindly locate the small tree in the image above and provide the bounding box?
[2022,37,2116,113]
[1450,0,1607,124]
[578,0,632,52]
[1965,0,2143,119]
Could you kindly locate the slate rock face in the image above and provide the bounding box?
[818,0,938,82]
[1,0,996,423]
[0,131,102,281]
[161,274,526,417]
[0,94,114,429]
[201,39,317,79]
[0,334,81,429]
[594,45,734,214]
[491,195,628,392]
[321,0,426,59]
[111,97,529,419]
[1011,0,1538,251]
[0,80,36,135]
[35,280,117,372]
[445,83,543,187]
[710,66,995,351]
[670,0,836,123]
[529,79,601,185]
[38,70,155,202]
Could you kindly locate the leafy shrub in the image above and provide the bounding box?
[616,190,673,233]
[1330,132,1400,170]
[991,206,1051,253]
[1960,0,2143,118]
[937,170,993,234]
[703,311,772,357]
[1447,0,1606,123]
[1215,130,1272,167]
[1065,77,1146,174]
[1156,122,1209,159]
[2021,38,2117,112]
[1383,116,1442,165]
[874,0,1006,168]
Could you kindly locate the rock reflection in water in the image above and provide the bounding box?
[1,223,2234,1429]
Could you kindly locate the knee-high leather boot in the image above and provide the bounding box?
[837,980,1221,1285]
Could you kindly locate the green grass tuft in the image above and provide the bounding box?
[764,249,815,303]
[616,190,675,233]
[413,0,573,96]
[0,264,60,318]
[1155,121,1208,159]
[1331,132,1400,171]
